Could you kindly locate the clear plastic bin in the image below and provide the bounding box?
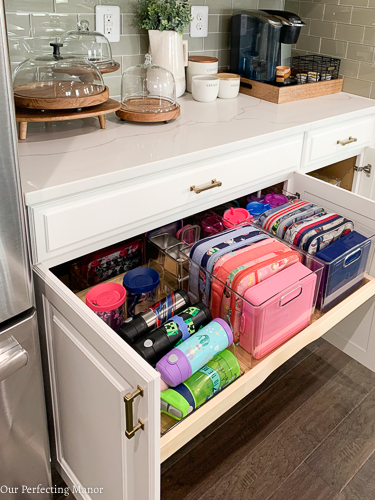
[253,190,375,313]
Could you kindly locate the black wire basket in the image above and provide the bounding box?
[291,55,341,82]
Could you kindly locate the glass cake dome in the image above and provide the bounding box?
[121,54,178,115]
[60,20,118,73]
[13,42,107,109]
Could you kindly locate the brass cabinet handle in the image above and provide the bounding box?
[190,179,222,194]
[124,385,144,439]
[337,136,357,146]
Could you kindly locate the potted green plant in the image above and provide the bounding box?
[134,0,192,96]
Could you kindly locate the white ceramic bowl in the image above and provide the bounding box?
[216,73,241,99]
[191,75,220,103]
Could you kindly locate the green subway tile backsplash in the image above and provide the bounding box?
[6,0,282,98]
[292,0,375,99]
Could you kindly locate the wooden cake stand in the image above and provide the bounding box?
[16,98,121,140]
[116,98,180,123]
[14,82,109,110]
[99,62,120,74]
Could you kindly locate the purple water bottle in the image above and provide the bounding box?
[156,319,233,387]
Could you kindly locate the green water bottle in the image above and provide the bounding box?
[160,349,241,420]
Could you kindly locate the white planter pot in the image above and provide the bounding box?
[148,30,188,97]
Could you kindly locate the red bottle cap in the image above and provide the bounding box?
[86,283,126,312]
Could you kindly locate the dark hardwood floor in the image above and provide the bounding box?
[53,338,375,500]
[161,339,375,500]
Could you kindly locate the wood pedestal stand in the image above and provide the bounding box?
[116,99,180,123]
[16,98,121,139]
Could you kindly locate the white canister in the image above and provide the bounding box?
[186,56,219,93]
[191,75,219,103]
[216,73,241,99]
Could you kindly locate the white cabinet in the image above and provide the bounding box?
[28,134,304,267]
[356,147,375,201]
[34,265,160,500]
[33,169,375,500]
[301,116,375,172]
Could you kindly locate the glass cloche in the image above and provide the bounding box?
[119,54,179,122]
[60,20,118,73]
[13,42,108,110]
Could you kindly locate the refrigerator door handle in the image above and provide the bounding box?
[0,339,28,382]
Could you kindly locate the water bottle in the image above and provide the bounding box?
[156,319,233,387]
[118,290,190,344]
[133,302,212,365]
[161,349,241,420]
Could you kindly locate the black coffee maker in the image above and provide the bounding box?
[261,10,305,67]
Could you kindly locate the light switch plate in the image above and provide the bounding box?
[95,5,120,43]
[190,6,209,38]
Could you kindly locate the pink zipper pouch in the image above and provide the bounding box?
[211,239,276,320]
[240,262,317,359]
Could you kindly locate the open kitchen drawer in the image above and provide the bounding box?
[34,171,375,500]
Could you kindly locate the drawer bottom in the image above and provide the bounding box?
[74,270,375,462]
[159,275,375,461]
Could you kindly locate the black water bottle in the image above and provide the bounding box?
[133,302,212,365]
[118,290,190,344]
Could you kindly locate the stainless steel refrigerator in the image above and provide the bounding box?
[0,1,51,497]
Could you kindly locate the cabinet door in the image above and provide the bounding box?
[290,172,375,371]
[356,147,375,201]
[34,264,160,500]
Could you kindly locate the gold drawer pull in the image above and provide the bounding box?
[337,136,357,146]
[190,179,222,194]
[124,385,144,439]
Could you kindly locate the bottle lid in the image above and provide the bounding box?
[223,207,253,228]
[86,283,126,312]
[118,315,148,344]
[246,201,271,216]
[264,193,289,208]
[213,318,233,345]
[247,194,265,203]
[123,267,160,294]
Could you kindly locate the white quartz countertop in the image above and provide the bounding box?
[18,92,375,205]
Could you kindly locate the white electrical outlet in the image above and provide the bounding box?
[190,6,209,38]
[95,5,120,43]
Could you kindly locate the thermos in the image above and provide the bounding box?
[161,349,241,420]
[118,290,190,344]
[133,302,212,365]
[156,318,233,387]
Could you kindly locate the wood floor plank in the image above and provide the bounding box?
[161,342,351,500]
[340,451,375,500]
[198,359,375,500]
[267,463,340,500]
[162,340,324,473]
[307,385,375,493]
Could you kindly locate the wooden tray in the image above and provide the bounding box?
[240,77,343,104]
[116,98,180,123]
[16,98,121,139]
[14,82,109,110]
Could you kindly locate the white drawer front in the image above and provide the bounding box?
[303,117,375,167]
[30,134,303,265]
